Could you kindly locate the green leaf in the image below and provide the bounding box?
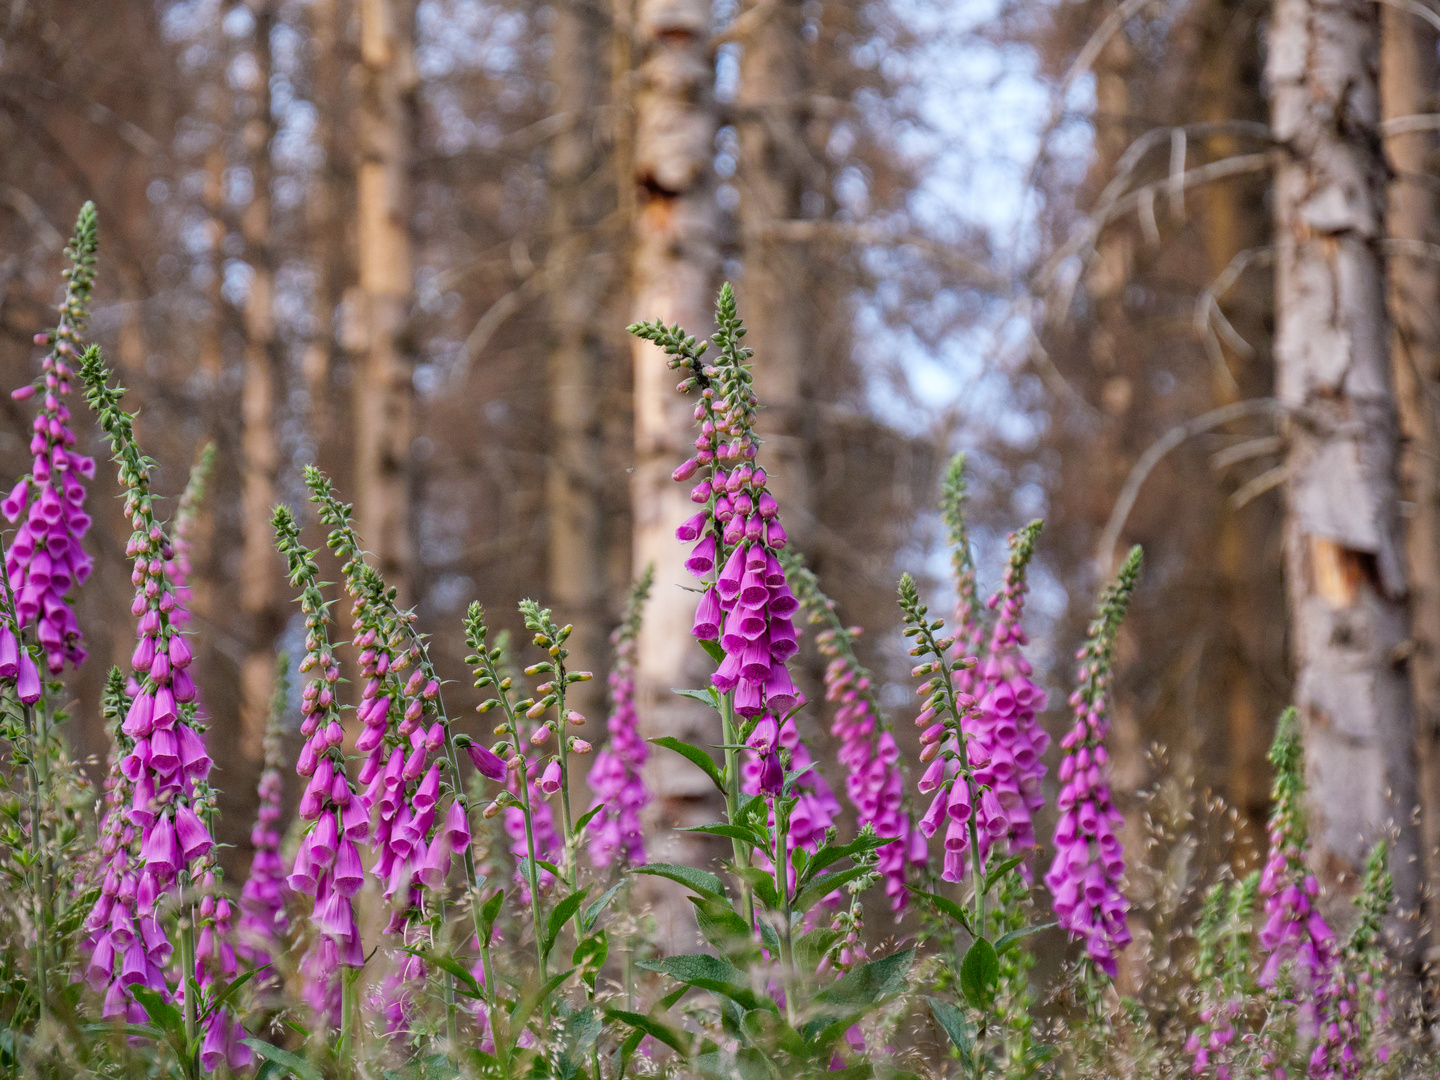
[480,888,505,945]
[508,968,576,1051]
[732,866,779,910]
[616,1027,646,1080]
[673,686,721,709]
[632,862,728,901]
[637,954,776,1012]
[545,886,591,959]
[605,1009,693,1057]
[924,997,974,1069]
[995,921,1057,957]
[681,823,764,847]
[688,896,758,963]
[908,886,974,936]
[982,853,1028,893]
[698,639,727,666]
[649,736,725,794]
[199,963,271,1021]
[403,948,485,1000]
[815,948,914,1008]
[129,984,183,1041]
[799,832,899,886]
[242,1039,326,1080]
[795,928,843,972]
[794,863,875,914]
[959,938,999,1011]
[582,881,625,933]
[573,931,609,989]
[758,919,781,959]
[573,802,607,835]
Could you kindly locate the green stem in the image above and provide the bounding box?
[774,799,796,1027]
[339,966,358,1073]
[20,699,48,1027]
[514,762,548,984]
[180,906,199,1080]
[719,695,754,927]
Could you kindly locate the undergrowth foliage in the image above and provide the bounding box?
[0,211,1431,1078]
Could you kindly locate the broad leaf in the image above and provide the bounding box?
[479,888,505,946]
[982,853,1028,893]
[633,862,728,900]
[605,1008,693,1057]
[815,949,914,1008]
[959,938,999,1011]
[573,931,609,989]
[242,1039,326,1080]
[682,823,764,847]
[128,984,182,1042]
[649,736,725,794]
[637,954,776,1012]
[924,996,974,1069]
[795,927,843,972]
[582,881,625,933]
[573,802,607,835]
[996,921,1057,957]
[800,831,901,886]
[545,886,591,959]
[793,863,874,915]
[907,886,974,936]
[404,947,485,1000]
[698,639,727,666]
[673,686,721,709]
[689,896,759,964]
[508,968,576,1051]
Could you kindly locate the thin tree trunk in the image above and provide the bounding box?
[628,0,720,943]
[305,0,351,476]
[355,0,415,592]
[546,0,615,719]
[1381,2,1440,968]
[237,0,287,760]
[1267,0,1424,967]
[735,0,811,541]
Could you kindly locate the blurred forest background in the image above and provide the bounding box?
[3,0,1440,970]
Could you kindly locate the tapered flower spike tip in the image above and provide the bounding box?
[939,452,970,556]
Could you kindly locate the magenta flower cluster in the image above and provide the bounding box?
[741,714,841,886]
[587,607,650,868]
[286,601,366,972]
[916,525,1047,884]
[84,497,216,1042]
[237,757,289,967]
[3,331,94,675]
[821,631,926,913]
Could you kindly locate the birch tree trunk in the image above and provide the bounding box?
[1267,0,1424,964]
[628,0,720,943]
[237,0,287,760]
[355,0,415,593]
[1381,3,1440,963]
[546,0,616,719]
[736,0,811,542]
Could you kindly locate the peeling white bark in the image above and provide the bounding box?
[1267,0,1424,961]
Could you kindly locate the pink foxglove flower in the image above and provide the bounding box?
[273,508,366,978]
[1046,546,1139,978]
[3,208,98,675]
[238,663,290,969]
[789,555,927,913]
[1257,709,1336,997]
[80,350,216,1021]
[587,568,653,869]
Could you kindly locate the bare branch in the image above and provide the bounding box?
[1095,398,1280,574]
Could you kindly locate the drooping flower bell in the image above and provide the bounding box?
[789,554,927,913]
[3,204,99,675]
[237,658,291,969]
[587,568,654,869]
[1045,546,1140,978]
